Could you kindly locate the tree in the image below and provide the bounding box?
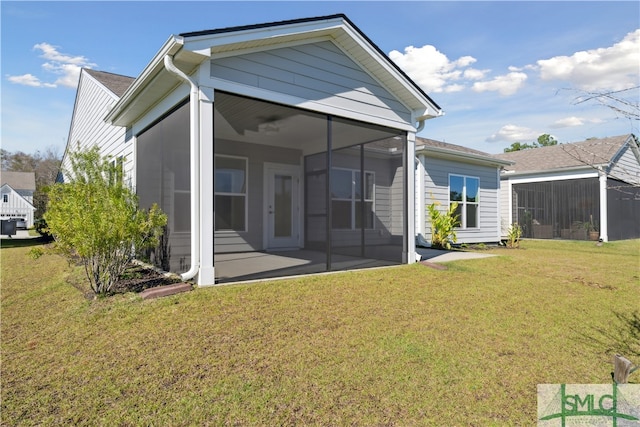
[504,134,558,152]
[567,86,639,122]
[504,142,536,152]
[536,134,558,147]
[45,147,167,295]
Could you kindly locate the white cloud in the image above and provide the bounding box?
[472,72,528,96]
[486,124,539,143]
[537,29,640,91]
[6,43,95,88]
[34,42,90,65]
[7,73,56,88]
[463,68,488,80]
[550,116,604,128]
[388,44,478,93]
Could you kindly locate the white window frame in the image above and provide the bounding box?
[2,194,7,203]
[449,174,480,229]
[331,167,375,230]
[215,154,248,233]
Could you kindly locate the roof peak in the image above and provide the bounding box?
[179,14,348,38]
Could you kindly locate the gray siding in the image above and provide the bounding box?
[610,144,640,186]
[62,70,131,182]
[215,139,303,253]
[211,41,412,126]
[420,156,501,243]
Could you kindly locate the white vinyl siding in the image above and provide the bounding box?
[0,185,35,227]
[210,41,412,127]
[62,70,131,183]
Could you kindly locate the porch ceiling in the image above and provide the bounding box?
[214,92,405,155]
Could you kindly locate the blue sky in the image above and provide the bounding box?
[2,1,639,156]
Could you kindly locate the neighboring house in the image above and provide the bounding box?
[0,171,36,228]
[61,14,444,285]
[415,138,513,246]
[495,134,640,241]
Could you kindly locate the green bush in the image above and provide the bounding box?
[33,218,52,239]
[427,200,459,250]
[507,223,522,248]
[45,147,167,295]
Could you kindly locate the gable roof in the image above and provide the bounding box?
[495,134,638,174]
[0,171,36,191]
[417,137,512,167]
[0,183,35,208]
[106,14,442,127]
[180,14,440,111]
[84,69,135,97]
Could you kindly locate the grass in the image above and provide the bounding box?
[1,239,639,425]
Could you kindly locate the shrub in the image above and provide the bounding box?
[506,223,522,248]
[45,147,167,295]
[34,218,52,239]
[427,200,459,250]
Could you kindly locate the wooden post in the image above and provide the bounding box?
[613,354,636,384]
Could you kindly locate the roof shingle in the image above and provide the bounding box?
[0,171,36,191]
[494,134,636,173]
[85,69,135,97]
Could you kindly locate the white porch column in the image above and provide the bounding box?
[599,168,609,242]
[405,132,416,264]
[198,86,216,285]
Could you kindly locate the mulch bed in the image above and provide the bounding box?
[111,264,182,294]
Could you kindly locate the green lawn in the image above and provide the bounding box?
[1,239,639,425]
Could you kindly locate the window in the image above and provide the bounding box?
[215,155,247,232]
[2,194,7,203]
[331,168,374,230]
[449,175,479,228]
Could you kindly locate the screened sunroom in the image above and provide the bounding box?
[137,91,410,283]
[511,178,600,240]
[106,14,442,285]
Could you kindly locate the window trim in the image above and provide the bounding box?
[331,167,375,230]
[448,174,480,229]
[215,154,248,233]
[2,194,7,203]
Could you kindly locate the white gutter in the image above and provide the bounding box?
[163,54,200,281]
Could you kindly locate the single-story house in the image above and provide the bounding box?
[61,14,445,285]
[495,134,640,241]
[415,138,513,246]
[0,171,36,228]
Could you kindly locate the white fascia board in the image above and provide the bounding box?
[105,35,185,125]
[183,19,345,54]
[338,24,442,120]
[417,145,512,167]
[506,170,599,184]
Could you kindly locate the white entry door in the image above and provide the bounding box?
[264,163,301,250]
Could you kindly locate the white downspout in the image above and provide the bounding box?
[164,55,200,281]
